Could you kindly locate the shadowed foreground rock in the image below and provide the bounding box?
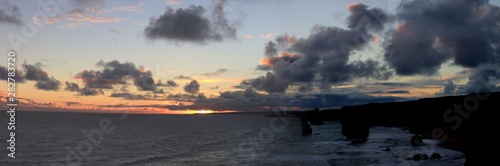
[302,92,499,165]
[301,117,312,135]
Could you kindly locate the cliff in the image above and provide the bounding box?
[304,92,498,165]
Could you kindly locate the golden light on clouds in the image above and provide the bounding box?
[259,33,274,38]
[259,58,271,65]
[243,35,255,39]
[347,2,361,9]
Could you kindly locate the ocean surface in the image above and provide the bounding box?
[1,111,466,166]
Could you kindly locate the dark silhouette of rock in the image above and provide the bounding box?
[411,135,425,147]
[431,153,442,160]
[412,153,429,161]
[304,92,500,165]
[341,118,369,142]
[301,117,312,135]
[308,107,325,125]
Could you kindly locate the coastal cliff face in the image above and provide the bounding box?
[336,92,499,165]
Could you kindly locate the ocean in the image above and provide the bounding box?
[1,111,465,166]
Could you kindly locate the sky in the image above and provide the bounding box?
[0,0,499,114]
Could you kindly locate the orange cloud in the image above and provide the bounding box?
[0,91,6,98]
[280,52,300,58]
[84,16,123,23]
[60,23,85,29]
[396,22,411,35]
[139,66,146,72]
[260,58,271,65]
[259,52,301,66]
[347,2,361,9]
[167,0,181,5]
[373,36,379,43]
[45,17,61,24]
[259,33,274,38]
[243,35,254,39]
[38,7,124,29]
[113,5,144,13]
[84,7,111,14]
[396,22,405,31]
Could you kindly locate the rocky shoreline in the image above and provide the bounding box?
[298,92,498,165]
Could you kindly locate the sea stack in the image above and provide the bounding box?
[301,117,313,135]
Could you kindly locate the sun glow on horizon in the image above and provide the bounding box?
[195,109,214,114]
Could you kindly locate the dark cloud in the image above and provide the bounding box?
[156,79,178,87]
[144,5,211,43]
[346,3,387,31]
[200,68,228,77]
[23,63,61,90]
[373,82,412,87]
[65,81,80,92]
[144,0,240,44]
[220,88,261,99]
[256,52,301,71]
[462,64,499,94]
[110,92,148,100]
[79,87,104,96]
[211,0,239,39]
[435,80,459,96]
[75,60,158,91]
[383,0,500,75]
[0,1,23,25]
[153,89,166,94]
[210,85,219,90]
[0,66,6,80]
[23,63,50,81]
[241,72,290,93]
[144,90,408,112]
[35,77,60,91]
[196,93,206,99]
[264,41,278,57]
[184,80,200,94]
[297,83,313,92]
[246,3,391,93]
[443,80,456,95]
[0,66,25,82]
[369,90,410,94]
[72,60,178,96]
[76,70,121,89]
[167,93,197,101]
[275,34,296,48]
[1,63,61,90]
[134,70,156,91]
[174,75,193,80]
[66,102,80,106]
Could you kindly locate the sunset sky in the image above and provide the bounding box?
[1,0,499,114]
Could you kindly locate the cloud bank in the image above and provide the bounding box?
[244,3,391,93]
[144,0,240,44]
[73,60,164,95]
[0,62,61,91]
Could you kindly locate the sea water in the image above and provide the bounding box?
[0,112,465,165]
